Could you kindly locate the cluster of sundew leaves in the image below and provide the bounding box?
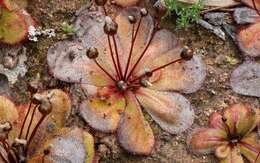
[188,103,260,163]
[0,89,96,163]
[164,0,203,28]
[0,0,35,44]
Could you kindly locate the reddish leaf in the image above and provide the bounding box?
[0,9,27,44]
[80,88,125,133]
[117,91,154,155]
[237,22,260,57]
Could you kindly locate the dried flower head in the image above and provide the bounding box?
[47,6,206,155]
[0,89,96,163]
[188,103,260,163]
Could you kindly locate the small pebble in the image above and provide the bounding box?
[233,7,260,24]
[204,12,226,26]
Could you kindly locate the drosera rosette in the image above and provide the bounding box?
[230,0,260,98]
[0,89,96,163]
[188,103,260,163]
[47,0,206,155]
[0,0,36,45]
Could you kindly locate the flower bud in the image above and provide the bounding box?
[153,0,167,18]
[86,47,99,59]
[38,99,52,115]
[140,8,148,17]
[128,15,136,24]
[104,16,118,35]
[181,46,193,60]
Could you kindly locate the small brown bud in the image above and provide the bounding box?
[128,15,136,24]
[153,0,167,18]
[140,8,148,17]
[145,70,153,77]
[38,100,52,115]
[86,47,99,59]
[180,46,193,60]
[104,16,118,35]
[95,0,107,6]
[32,93,52,115]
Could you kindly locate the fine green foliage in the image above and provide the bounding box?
[164,0,203,28]
[60,22,77,35]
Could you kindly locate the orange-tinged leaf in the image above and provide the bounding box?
[117,91,154,155]
[0,96,18,123]
[237,22,260,57]
[29,128,96,163]
[239,132,260,163]
[132,29,181,77]
[80,89,125,133]
[219,147,244,163]
[146,55,206,94]
[223,103,257,137]
[136,88,194,134]
[215,145,231,159]
[0,8,27,44]
[188,128,228,155]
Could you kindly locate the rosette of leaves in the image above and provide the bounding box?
[47,1,206,155]
[230,0,260,98]
[0,89,96,163]
[0,0,35,44]
[188,103,260,163]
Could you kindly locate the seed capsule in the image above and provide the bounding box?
[86,47,99,59]
[95,0,107,6]
[128,15,136,24]
[104,16,118,35]
[145,70,153,77]
[180,46,193,60]
[153,0,167,18]
[140,8,148,17]
[38,99,52,115]
[32,93,52,115]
